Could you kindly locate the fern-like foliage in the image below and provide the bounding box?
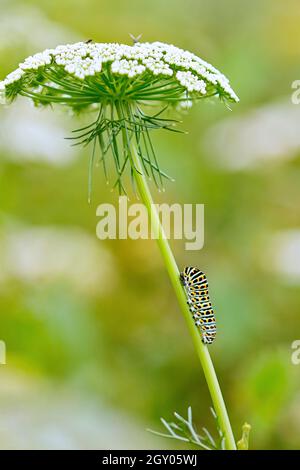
[148,406,226,450]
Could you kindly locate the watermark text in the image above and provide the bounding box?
[96,196,204,250]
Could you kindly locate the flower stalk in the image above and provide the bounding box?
[126,120,236,450]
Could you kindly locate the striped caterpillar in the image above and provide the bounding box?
[180,266,216,345]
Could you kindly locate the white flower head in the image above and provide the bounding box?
[0,41,239,106]
[0,41,239,194]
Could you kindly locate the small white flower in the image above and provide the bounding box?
[177,99,193,110]
[111,59,145,78]
[176,71,206,94]
[3,68,25,86]
[143,58,173,76]
[20,51,52,70]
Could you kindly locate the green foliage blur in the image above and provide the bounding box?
[1,0,300,450]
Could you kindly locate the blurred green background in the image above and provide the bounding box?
[1,0,300,450]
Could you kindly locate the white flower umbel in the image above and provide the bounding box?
[0,40,239,194]
[0,41,239,104]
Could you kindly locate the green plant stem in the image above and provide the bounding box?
[129,140,236,451]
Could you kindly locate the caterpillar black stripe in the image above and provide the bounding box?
[180,266,216,345]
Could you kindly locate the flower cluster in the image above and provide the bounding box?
[111,59,145,78]
[20,50,53,70]
[176,71,206,94]
[0,68,24,89]
[0,41,239,104]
